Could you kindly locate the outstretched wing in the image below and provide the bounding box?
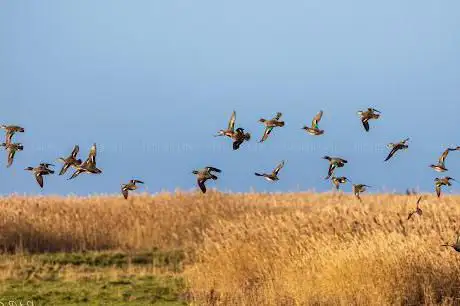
[384,146,400,162]
[233,140,243,150]
[71,145,80,158]
[311,111,323,129]
[259,127,273,142]
[228,111,236,132]
[59,163,70,176]
[121,186,129,199]
[361,119,370,132]
[326,164,336,179]
[438,149,450,166]
[273,112,282,120]
[68,169,82,180]
[35,173,44,188]
[435,184,441,197]
[273,160,285,175]
[133,179,144,184]
[197,179,207,193]
[83,143,97,166]
[332,179,340,190]
[7,150,15,167]
[5,132,14,144]
[206,167,221,173]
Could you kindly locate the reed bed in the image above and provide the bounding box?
[0,192,460,305]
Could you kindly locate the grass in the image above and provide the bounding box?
[0,251,186,305]
[0,192,460,304]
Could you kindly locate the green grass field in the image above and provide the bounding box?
[0,251,187,305]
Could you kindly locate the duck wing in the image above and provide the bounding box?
[273,160,285,175]
[361,118,370,132]
[259,126,273,142]
[71,145,80,158]
[311,111,323,129]
[228,111,236,132]
[385,146,400,162]
[35,173,44,188]
[197,178,207,193]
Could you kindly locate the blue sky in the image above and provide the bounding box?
[0,1,459,195]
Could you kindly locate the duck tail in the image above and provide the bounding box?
[275,121,285,127]
[244,133,251,141]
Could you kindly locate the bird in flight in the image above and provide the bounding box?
[231,127,251,150]
[192,166,221,194]
[357,108,381,132]
[0,125,24,144]
[384,138,409,162]
[302,110,324,136]
[330,176,350,191]
[25,163,55,188]
[434,177,455,198]
[215,110,236,138]
[57,145,82,176]
[0,142,24,168]
[255,160,285,182]
[69,143,102,180]
[258,112,285,143]
[407,196,423,220]
[429,147,460,172]
[323,156,348,179]
[215,111,251,150]
[353,184,370,202]
[121,179,144,199]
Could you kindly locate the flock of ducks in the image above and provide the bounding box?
[1,107,460,251]
[0,126,141,199]
[205,108,459,201]
[2,108,458,201]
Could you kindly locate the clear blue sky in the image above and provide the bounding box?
[0,1,459,195]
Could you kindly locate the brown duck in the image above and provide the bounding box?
[407,196,423,220]
[192,166,221,194]
[255,160,285,182]
[0,125,24,144]
[69,143,102,180]
[302,111,324,136]
[435,177,455,198]
[357,108,380,132]
[430,147,460,172]
[215,111,236,138]
[57,145,82,175]
[258,112,285,142]
[25,163,55,188]
[353,184,370,202]
[323,156,348,179]
[385,138,409,162]
[0,142,24,167]
[121,179,144,199]
[330,176,350,190]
